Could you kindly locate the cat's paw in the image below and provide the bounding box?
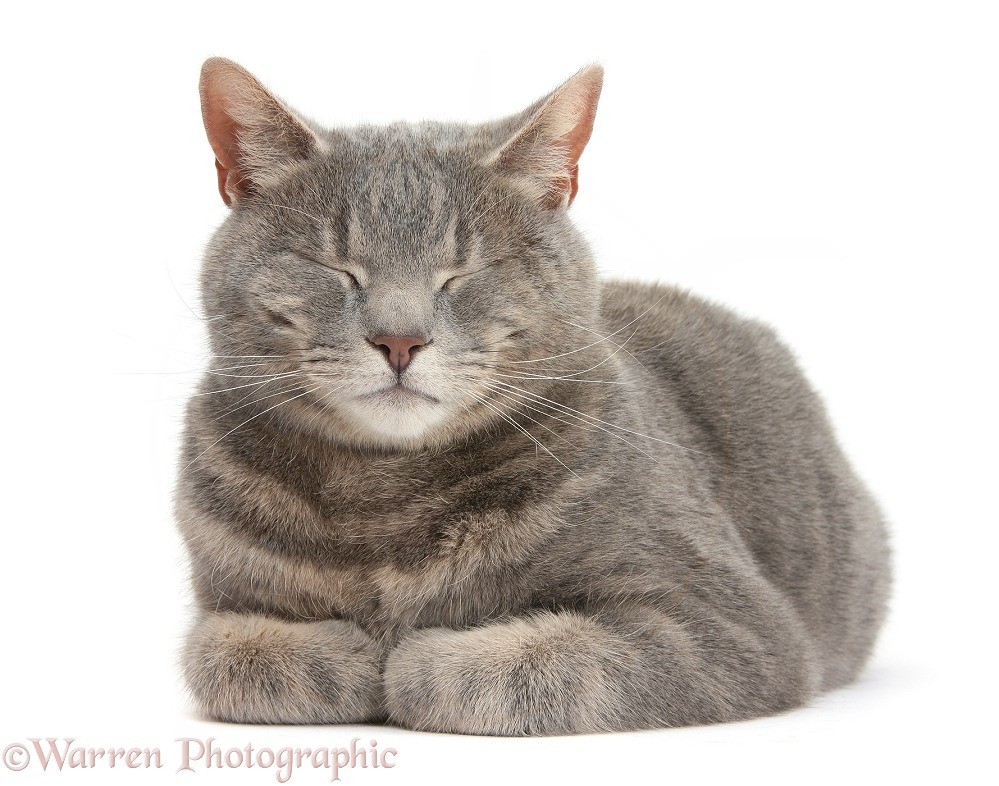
[383,612,631,735]
[183,613,383,724]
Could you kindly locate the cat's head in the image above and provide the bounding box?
[198,58,604,450]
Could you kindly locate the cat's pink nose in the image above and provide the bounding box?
[371,335,427,375]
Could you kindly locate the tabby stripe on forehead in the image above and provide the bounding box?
[330,204,352,262]
[452,214,472,268]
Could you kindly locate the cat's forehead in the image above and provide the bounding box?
[332,196,475,274]
[320,121,494,197]
[297,123,492,269]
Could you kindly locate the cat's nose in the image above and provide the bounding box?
[370,335,428,375]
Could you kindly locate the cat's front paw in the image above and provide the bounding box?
[183,613,383,724]
[383,612,632,735]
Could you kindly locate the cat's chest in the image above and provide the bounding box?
[234,459,562,637]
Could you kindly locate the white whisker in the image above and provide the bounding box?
[189,372,304,397]
[487,379,704,455]
[482,381,658,462]
[463,389,580,479]
[214,381,308,421]
[184,385,324,471]
[509,291,670,365]
[492,327,639,382]
[260,202,325,224]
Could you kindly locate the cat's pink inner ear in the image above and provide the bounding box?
[497,65,604,209]
[214,159,232,206]
[561,71,602,206]
[198,57,318,206]
[204,107,244,206]
[200,59,249,205]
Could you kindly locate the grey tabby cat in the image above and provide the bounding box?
[177,57,891,735]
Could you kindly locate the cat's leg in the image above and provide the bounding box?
[183,612,383,724]
[383,604,820,735]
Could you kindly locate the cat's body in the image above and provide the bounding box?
[177,59,890,734]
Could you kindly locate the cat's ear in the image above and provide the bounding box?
[490,65,603,210]
[199,57,323,206]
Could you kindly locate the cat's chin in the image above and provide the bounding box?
[338,384,453,445]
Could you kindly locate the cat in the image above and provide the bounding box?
[176,57,892,735]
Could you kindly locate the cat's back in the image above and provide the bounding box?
[601,278,850,460]
[601,279,891,689]
[600,279,819,463]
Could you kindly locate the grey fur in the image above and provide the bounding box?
[177,58,891,735]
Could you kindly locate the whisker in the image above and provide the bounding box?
[489,327,639,383]
[459,356,625,385]
[462,389,580,479]
[204,361,293,372]
[482,381,658,462]
[509,291,671,365]
[184,385,323,471]
[203,368,301,379]
[490,371,625,385]
[259,202,325,224]
[206,353,305,359]
[164,260,207,328]
[297,382,353,434]
[214,381,308,421]
[188,371,307,397]
[475,385,586,447]
[488,379,705,455]
[481,386,607,445]
[558,318,652,374]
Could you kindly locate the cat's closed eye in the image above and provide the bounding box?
[439,261,503,293]
[439,274,462,293]
[330,268,362,290]
[261,305,296,329]
[295,252,363,290]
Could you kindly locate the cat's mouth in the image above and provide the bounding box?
[363,383,440,404]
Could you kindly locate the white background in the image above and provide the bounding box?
[1,1,995,784]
